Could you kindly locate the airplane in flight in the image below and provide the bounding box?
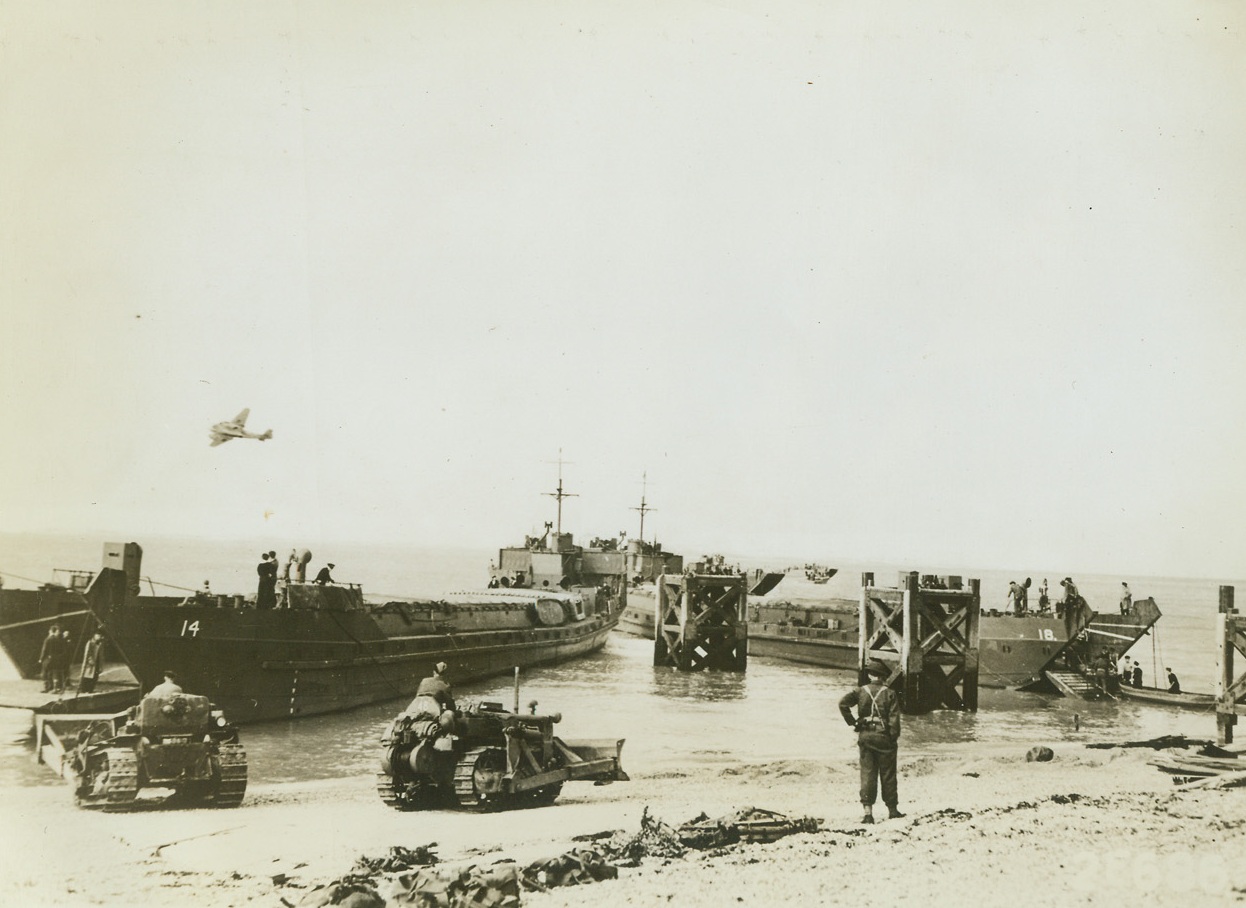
[209,408,273,447]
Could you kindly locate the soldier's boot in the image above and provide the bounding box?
[887,806,905,820]
[862,807,874,824]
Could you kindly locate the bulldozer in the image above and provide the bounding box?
[69,690,247,811]
[377,695,627,812]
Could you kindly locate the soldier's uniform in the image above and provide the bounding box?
[407,662,456,718]
[40,628,65,693]
[839,660,903,823]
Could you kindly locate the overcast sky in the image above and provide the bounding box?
[2,1,1243,578]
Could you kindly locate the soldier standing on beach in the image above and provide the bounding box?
[839,658,904,825]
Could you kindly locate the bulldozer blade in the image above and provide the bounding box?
[556,737,627,779]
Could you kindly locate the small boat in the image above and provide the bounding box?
[1116,684,1216,710]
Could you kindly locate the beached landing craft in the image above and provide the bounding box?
[746,577,1097,689]
[85,536,627,725]
[620,569,1100,689]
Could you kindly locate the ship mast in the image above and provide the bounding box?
[631,472,655,543]
[543,450,577,533]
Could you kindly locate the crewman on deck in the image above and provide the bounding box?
[314,563,336,585]
[1131,663,1143,688]
[257,552,278,608]
[1120,582,1133,616]
[1167,668,1180,693]
[1058,577,1081,618]
[839,658,904,825]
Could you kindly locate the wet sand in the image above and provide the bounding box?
[2,742,1244,907]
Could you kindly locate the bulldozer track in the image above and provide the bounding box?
[102,748,139,812]
[376,772,406,810]
[453,747,507,811]
[213,743,248,808]
[376,773,441,811]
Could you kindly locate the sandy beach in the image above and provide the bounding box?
[2,739,1243,908]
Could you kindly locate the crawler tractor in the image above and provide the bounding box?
[377,697,627,811]
[70,690,247,811]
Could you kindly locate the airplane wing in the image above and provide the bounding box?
[209,433,231,447]
[234,408,250,427]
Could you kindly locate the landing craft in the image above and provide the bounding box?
[209,408,272,447]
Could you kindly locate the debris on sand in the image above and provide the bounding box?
[301,806,823,906]
[676,806,822,849]
[593,805,687,865]
[296,873,386,907]
[520,848,618,891]
[1086,735,1215,751]
[354,844,439,874]
[587,805,821,864]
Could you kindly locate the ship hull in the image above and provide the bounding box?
[0,589,184,678]
[0,589,90,678]
[88,573,622,724]
[1064,598,1163,669]
[100,604,618,723]
[617,590,656,639]
[623,594,1082,688]
[746,616,1074,688]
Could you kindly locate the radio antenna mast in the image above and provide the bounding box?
[543,450,577,533]
[631,472,656,543]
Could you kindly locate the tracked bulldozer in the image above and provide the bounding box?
[69,690,247,811]
[377,694,627,812]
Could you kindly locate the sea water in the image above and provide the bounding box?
[0,533,1239,789]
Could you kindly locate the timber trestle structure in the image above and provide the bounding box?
[654,572,748,671]
[1217,585,1246,745]
[859,571,981,713]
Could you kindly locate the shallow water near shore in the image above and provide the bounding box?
[0,533,1235,791]
[0,634,1219,793]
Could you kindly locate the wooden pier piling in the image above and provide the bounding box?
[858,571,980,713]
[1217,585,1245,746]
[654,571,748,672]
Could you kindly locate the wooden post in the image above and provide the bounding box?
[963,579,982,711]
[901,571,921,708]
[655,571,747,671]
[859,571,980,713]
[1217,585,1244,746]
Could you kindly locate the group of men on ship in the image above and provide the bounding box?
[255,549,337,608]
